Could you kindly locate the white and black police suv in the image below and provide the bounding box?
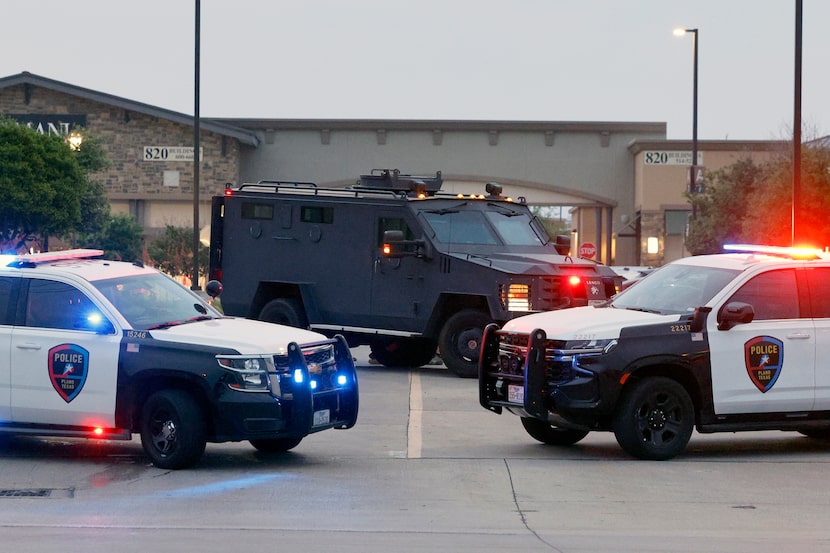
[480,244,830,460]
[0,249,358,469]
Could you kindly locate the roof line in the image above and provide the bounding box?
[0,71,259,146]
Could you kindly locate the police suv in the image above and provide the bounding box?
[479,244,830,460]
[0,249,358,469]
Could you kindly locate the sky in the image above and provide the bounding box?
[2,0,828,141]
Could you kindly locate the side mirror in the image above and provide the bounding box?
[717,301,755,331]
[206,280,224,299]
[554,235,571,256]
[382,230,431,259]
[689,306,712,333]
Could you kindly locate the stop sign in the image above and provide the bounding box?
[579,242,597,259]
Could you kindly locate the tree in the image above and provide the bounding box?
[87,213,144,262]
[71,128,111,241]
[147,225,209,279]
[685,158,764,255]
[0,119,87,253]
[686,144,830,254]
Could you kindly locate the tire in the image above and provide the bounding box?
[612,377,694,461]
[259,298,307,328]
[521,417,589,446]
[140,390,207,470]
[369,337,437,368]
[438,310,492,378]
[249,437,303,453]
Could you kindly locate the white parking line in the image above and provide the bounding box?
[407,370,423,459]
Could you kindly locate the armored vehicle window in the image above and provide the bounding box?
[378,217,414,246]
[422,211,499,245]
[726,269,800,320]
[241,202,274,220]
[483,211,545,245]
[301,206,334,224]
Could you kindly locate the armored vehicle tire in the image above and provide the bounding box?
[612,377,694,461]
[369,337,438,368]
[250,437,303,453]
[438,309,492,378]
[140,389,207,470]
[521,417,589,446]
[259,298,307,328]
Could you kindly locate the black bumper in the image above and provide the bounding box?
[478,324,604,427]
[214,335,359,442]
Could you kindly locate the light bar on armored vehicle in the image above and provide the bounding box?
[723,244,828,260]
[1,249,104,268]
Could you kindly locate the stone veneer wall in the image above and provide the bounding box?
[0,84,241,231]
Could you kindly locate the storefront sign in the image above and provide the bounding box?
[8,114,86,137]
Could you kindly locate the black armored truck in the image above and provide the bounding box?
[209,170,621,377]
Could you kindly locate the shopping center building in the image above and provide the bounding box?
[0,71,788,266]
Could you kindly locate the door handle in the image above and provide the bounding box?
[786,333,811,340]
[16,342,43,350]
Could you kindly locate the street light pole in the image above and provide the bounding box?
[674,27,699,211]
[192,0,201,290]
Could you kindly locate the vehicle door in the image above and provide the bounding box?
[0,276,19,421]
[371,213,427,328]
[10,277,121,427]
[708,268,815,414]
[805,267,830,409]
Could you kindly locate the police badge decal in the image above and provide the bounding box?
[48,344,89,402]
[744,336,784,393]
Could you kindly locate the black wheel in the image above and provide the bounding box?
[798,428,830,440]
[612,377,694,461]
[438,310,492,378]
[259,298,307,328]
[249,437,303,453]
[369,337,437,368]
[140,390,207,470]
[521,417,589,446]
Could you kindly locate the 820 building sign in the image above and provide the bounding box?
[143,146,203,162]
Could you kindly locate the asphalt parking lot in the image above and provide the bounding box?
[1,346,829,553]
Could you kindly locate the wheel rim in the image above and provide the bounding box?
[634,391,685,447]
[150,409,177,456]
[455,327,482,360]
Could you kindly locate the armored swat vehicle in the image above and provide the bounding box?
[209,170,621,377]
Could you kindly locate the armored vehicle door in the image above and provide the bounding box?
[371,213,427,331]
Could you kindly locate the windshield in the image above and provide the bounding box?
[611,263,739,315]
[421,207,545,246]
[93,272,221,330]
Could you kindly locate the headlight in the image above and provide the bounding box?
[563,338,617,354]
[501,283,531,312]
[217,355,274,392]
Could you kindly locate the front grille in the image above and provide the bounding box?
[273,342,338,395]
[494,334,573,383]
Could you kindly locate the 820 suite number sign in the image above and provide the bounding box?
[143,146,203,162]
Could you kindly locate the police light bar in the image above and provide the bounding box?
[2,249,104,267]
[723,244,825,260]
